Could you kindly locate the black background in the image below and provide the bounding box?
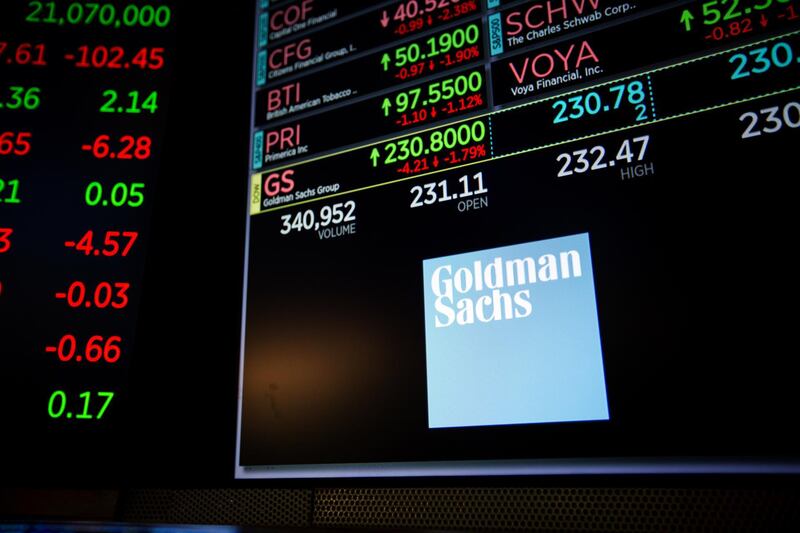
[2,0,799,487]
[121,0,252,485]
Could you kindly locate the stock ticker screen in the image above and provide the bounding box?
[236,0,800,478]
[1,0,799,483]
[0,1,183,480]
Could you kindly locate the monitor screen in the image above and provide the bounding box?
[1,0,181,480]
[235,0,800,479]
[1,0,799,484]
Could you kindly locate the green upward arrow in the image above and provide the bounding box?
[680,9,695,32]
[381,53,391,71]
[370,147,381,167]
[381,98,392,116]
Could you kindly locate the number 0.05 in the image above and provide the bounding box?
[85,182,145,207]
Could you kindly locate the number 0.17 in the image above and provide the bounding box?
[47,390,114,420]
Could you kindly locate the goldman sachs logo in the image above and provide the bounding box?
[430,249,583,328]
